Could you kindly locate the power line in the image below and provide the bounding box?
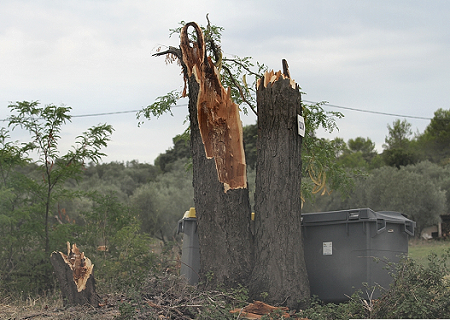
[69,102,433,121]
[303,100,432,121]
[71,103,189,118]
[0,102,433,121]
[72,109,140,118]
[0,104,189,121]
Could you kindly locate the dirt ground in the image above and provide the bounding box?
[0,274,245,319]
[0,294,121,320]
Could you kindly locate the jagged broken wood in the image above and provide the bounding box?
[180,22,247,192]
[50,242,100,306]
[177,21,253,287]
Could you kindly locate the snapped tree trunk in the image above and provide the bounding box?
[249,67,310,309]
[180,22,253,287]
[50,242,100,307]
[155,23,311,308]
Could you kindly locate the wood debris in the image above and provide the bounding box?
[230,301,291,319]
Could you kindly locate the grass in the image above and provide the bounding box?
[408,238,450,265]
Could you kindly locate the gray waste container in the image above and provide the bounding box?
[302,208,415,303]
[177,207,200,285]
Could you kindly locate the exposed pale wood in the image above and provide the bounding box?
[180,22,247,192]
[50,242,99,306]
[230,301,290,319]
[257,68,297,90]
[60,242,94,292]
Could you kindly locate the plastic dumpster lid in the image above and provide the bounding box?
[302,208,377,224]
[376,211,416,236]
[376,211,409,222]
[183,207,196,219]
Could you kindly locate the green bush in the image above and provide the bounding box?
[297,250,450,320]
[296,294,367,320]
[372,250,450,319]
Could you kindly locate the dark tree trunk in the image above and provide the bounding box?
[50,244,100,307]
[249,71,310,309]
[180,22,253,288]
[155,24,310,306]
[186,66,253,289]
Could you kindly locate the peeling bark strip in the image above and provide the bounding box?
[180,22,246,192]
[50,242,99,306]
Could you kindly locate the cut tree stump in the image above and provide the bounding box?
[50,242,100,307]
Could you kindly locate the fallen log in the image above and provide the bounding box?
[50,242,100,307]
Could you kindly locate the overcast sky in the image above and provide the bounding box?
[1,0,449,164]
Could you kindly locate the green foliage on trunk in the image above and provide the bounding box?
[141,20,353,203]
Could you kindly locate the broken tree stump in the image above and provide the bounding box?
[180,21,247,192]
[50,242,100,307]
[178,22,253,288]
[249,61,310,310]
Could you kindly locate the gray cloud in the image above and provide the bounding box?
[1,0,449,162]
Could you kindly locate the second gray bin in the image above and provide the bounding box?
[302,208,415,303]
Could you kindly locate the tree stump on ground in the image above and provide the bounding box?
[50,242,100,307]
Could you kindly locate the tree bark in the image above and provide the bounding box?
[249,69,310,309]
[50,243,100,307]
[181,22,253,288]
[158,23,311,307]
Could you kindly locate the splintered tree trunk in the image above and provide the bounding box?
[50,242,100,307]
[249,68,310,309]
[181,22,253,287]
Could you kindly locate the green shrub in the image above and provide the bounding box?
[372,250,450,319]
[297,250,450,319]
[296,294,367,320]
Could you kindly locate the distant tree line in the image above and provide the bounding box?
[302,108,450,235]
[0,101,449,296]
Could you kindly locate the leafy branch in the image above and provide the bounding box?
[142,18,353,202]
[7,100,114,253]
